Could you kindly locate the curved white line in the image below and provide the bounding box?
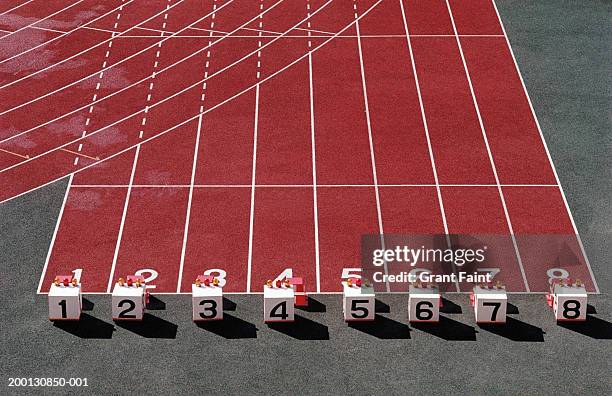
[0,0,86,41]
[0,0,382,186]
[0,0,36,17]
[0,0,182,72]
[0,0,232,109]
[0,0,278,143]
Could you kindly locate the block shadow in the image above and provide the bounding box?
[81,298,94,311]
[296,296,326,313]
[440,298,462,314]
[479,317,545,342]
[196,313,257,339]
[411,316,477,341]
[223,297,237,311]
[267,315,329,340]
[348,314,410,339]
[146,295,166,310]
[375,299,390,313]
[116,313,177,338]
[507,302,519,315]
[558,315,612,339]
[53,313,115,339]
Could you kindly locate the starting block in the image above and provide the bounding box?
[264,278,295,323]
[471,282,507,324]
[112,275,147,321]
[408,282,440,323]
[342,277,375,321]
[192,275,223,321]
[288,277,308,307]
[48,275,82,321]
[548,279,587,322]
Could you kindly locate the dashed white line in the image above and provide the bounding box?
[72,0,125,166]
[177,0,218,293]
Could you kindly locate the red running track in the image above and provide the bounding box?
[0,0,596,294]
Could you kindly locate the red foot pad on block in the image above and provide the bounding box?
[288,277,308,307]
[53,275,75,287]
[196,275,217,287]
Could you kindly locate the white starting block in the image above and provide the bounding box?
[48,275,82,321]
[112,275,148,321]
[548,279,587,322]
[471,282,507,324]
[192,275,223,321]
[408,283,440,323]
[264,278,295,323]
[342,277,375,321]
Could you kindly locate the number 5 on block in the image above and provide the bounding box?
[342,272,375,322]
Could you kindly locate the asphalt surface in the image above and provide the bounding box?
[1,1,610,394]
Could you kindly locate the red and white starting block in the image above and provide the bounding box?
[471,282,507,324]
[408,282,440,323]
[48,275,82,321]
[192,275,223,321]
[263,277,295,323]
[342,276,375,321]
[112,275,148,321]
[548,279,587,322]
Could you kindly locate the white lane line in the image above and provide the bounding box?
[0,0,36,17]
[0,0,137,64]
[0,0,86,41]
[491,0,599,293]
[246,0,265,293]
[37,174,73,293]
[69,183,560,188]
[307,1,320,294]
[177,0,218,293]
[27,26,66,34]
[94,34,506,38]
[354,0,389,292]
[0,0,207,88]
[73,0,126,166]
[246,85,261,293]
[0,0,384,206]
[0,0,275,145]
[0,0,328,176]
[106,145,140,293]
[0,1,330,183]
[306,0,319,290]
[446,0,529,291]
[177,115,203,293]
[399,0,458,291]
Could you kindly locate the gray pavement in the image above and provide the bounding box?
[1,0,610,394]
